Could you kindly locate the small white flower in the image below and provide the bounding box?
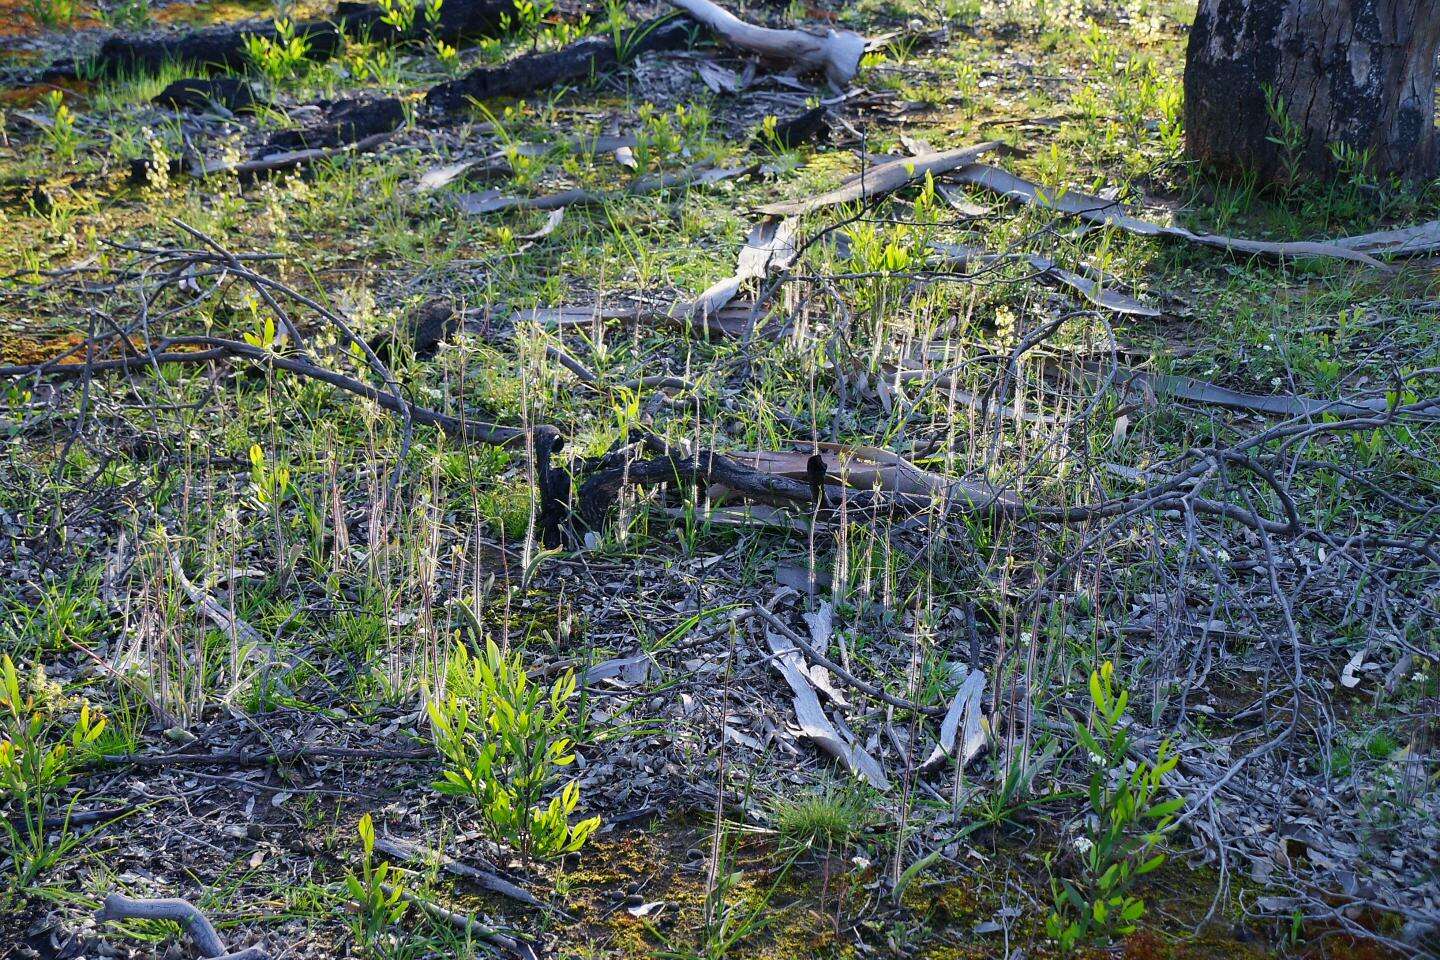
[1088,751,1106,767]
[1072,836,1094,854]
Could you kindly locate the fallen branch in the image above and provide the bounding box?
[95,893,269,960]
[10,243,1435,558]
[931,241,1162,317]
[948,163,1393,268]
[758,142,1002,216]
[193,131,394,180]
[515,299,762,339]
[381,884,537,960]
[263,97,404,152]
[372,836,543,907]
[98,745,431,768]
[665,0,866,87]
[1104,365,1438,421]
[415,134,638,192]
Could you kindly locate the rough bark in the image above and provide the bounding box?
[1184,0,1440,183]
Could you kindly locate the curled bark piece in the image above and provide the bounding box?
[763,629,890,788]
[427,17,694,109]
[920,668,987,772]
[95,893,269,960]
[948,163,1391,268]
[665,0,865,87]
[686,216,800,320]
[758,142,1001,216]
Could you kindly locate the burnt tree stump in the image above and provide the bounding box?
[1184,0,1440,183]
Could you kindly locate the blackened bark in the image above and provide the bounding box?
[425,17,694,110]
[1184,0,1440,183]
[65,0,584,78]
[263,96,405,151]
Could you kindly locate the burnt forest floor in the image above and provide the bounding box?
[0,1,1437,959]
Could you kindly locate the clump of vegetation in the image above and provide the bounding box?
[769,784,874,856]
[343,812,410,947]
[26,0,76,26]
[42,91,79,163]
[245,19,313,83]
[0,655,109,890]
[428,640,600,863]
[1045,662,1181,951]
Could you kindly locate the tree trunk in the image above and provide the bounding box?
[1184,0,1440,183]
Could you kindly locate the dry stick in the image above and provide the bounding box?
[95,893,269,960]
[379,884,537,960]
[166,227,416,495]
[98,745,431,768]
[544,344,693,392]
[0,334,527,447]
[2,331,1369,542]
[456,163,755,214]
[371,836,543,908]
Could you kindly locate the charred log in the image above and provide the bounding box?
[425,17,696,110]
[264,97,405,152]
[154,77,262,114]
[31,0,585,81]
[367,299,461,363]
[753,106,829,149]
